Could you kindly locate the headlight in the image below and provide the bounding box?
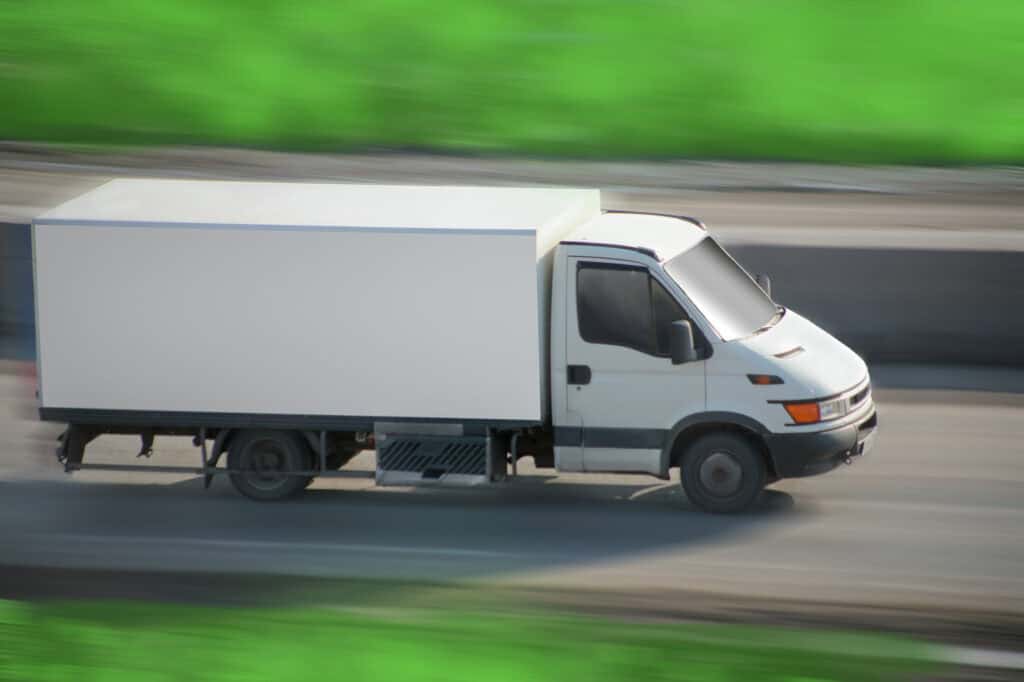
[783,397,848,424]
[817,397,848,421]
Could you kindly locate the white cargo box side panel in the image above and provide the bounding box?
[34,223,544,421]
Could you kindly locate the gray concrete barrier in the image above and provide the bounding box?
[0,223,33,360]
[728,245,1024,367]
[3,221,1022,366]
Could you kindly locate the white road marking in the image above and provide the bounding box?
[939,646,1024,670]
[717,226,1024,252]
[626,483,674,500]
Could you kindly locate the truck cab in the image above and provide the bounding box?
[549,212,877,512]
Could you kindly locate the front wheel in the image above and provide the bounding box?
[680,433,766,513]
[227,430,311,501]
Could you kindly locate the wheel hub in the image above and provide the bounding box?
[244,441,288,489]
[699,451,743,497]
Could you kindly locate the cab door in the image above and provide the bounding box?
[564,258,706,474]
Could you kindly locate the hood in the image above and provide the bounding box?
[739,309,867,396]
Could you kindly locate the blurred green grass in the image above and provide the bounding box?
[0,599,934,681]
[1,1,1021,163]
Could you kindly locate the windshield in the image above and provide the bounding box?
[664,237,778,341]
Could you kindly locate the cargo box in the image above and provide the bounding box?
[33,180,600,425]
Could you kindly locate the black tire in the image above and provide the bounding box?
[679,432,766,513]
[227,430,311,501]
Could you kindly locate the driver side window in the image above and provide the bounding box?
[576,262,692,357]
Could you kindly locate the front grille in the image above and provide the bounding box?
[858,411,878,434]
[849,384,870,408]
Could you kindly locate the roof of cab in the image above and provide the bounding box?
[35,179,600,233]
[564,212,707,261]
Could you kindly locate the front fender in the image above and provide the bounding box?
[660,411,770,477]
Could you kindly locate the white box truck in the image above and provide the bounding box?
[33,179,877,512]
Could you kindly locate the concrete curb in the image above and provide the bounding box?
[3,142,1023,196]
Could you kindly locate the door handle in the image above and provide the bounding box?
[567,365,591,385]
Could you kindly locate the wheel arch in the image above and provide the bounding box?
[210,428,318,460]
[661,412,774,478]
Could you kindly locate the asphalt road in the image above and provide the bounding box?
[1,148,1022,647]
[2,372,1022,621]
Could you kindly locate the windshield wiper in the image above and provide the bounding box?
[753,306,786,334]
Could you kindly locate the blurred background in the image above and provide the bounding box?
[1,1,1023,680]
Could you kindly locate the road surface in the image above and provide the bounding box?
[2,370,1022,625]
[1,148,1022,651]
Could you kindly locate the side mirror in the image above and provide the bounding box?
[670,320,699,365]
[755,273,772,298]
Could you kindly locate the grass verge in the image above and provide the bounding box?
[1,1,1022,163]
[0,599,936,681]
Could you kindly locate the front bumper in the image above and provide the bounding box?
[765,409,878,478]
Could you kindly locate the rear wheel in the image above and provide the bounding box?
[227,430,311,501]
[679,432,765,513]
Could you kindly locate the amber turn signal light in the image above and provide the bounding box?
[747,374,784,385]
[783,402,820,424]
